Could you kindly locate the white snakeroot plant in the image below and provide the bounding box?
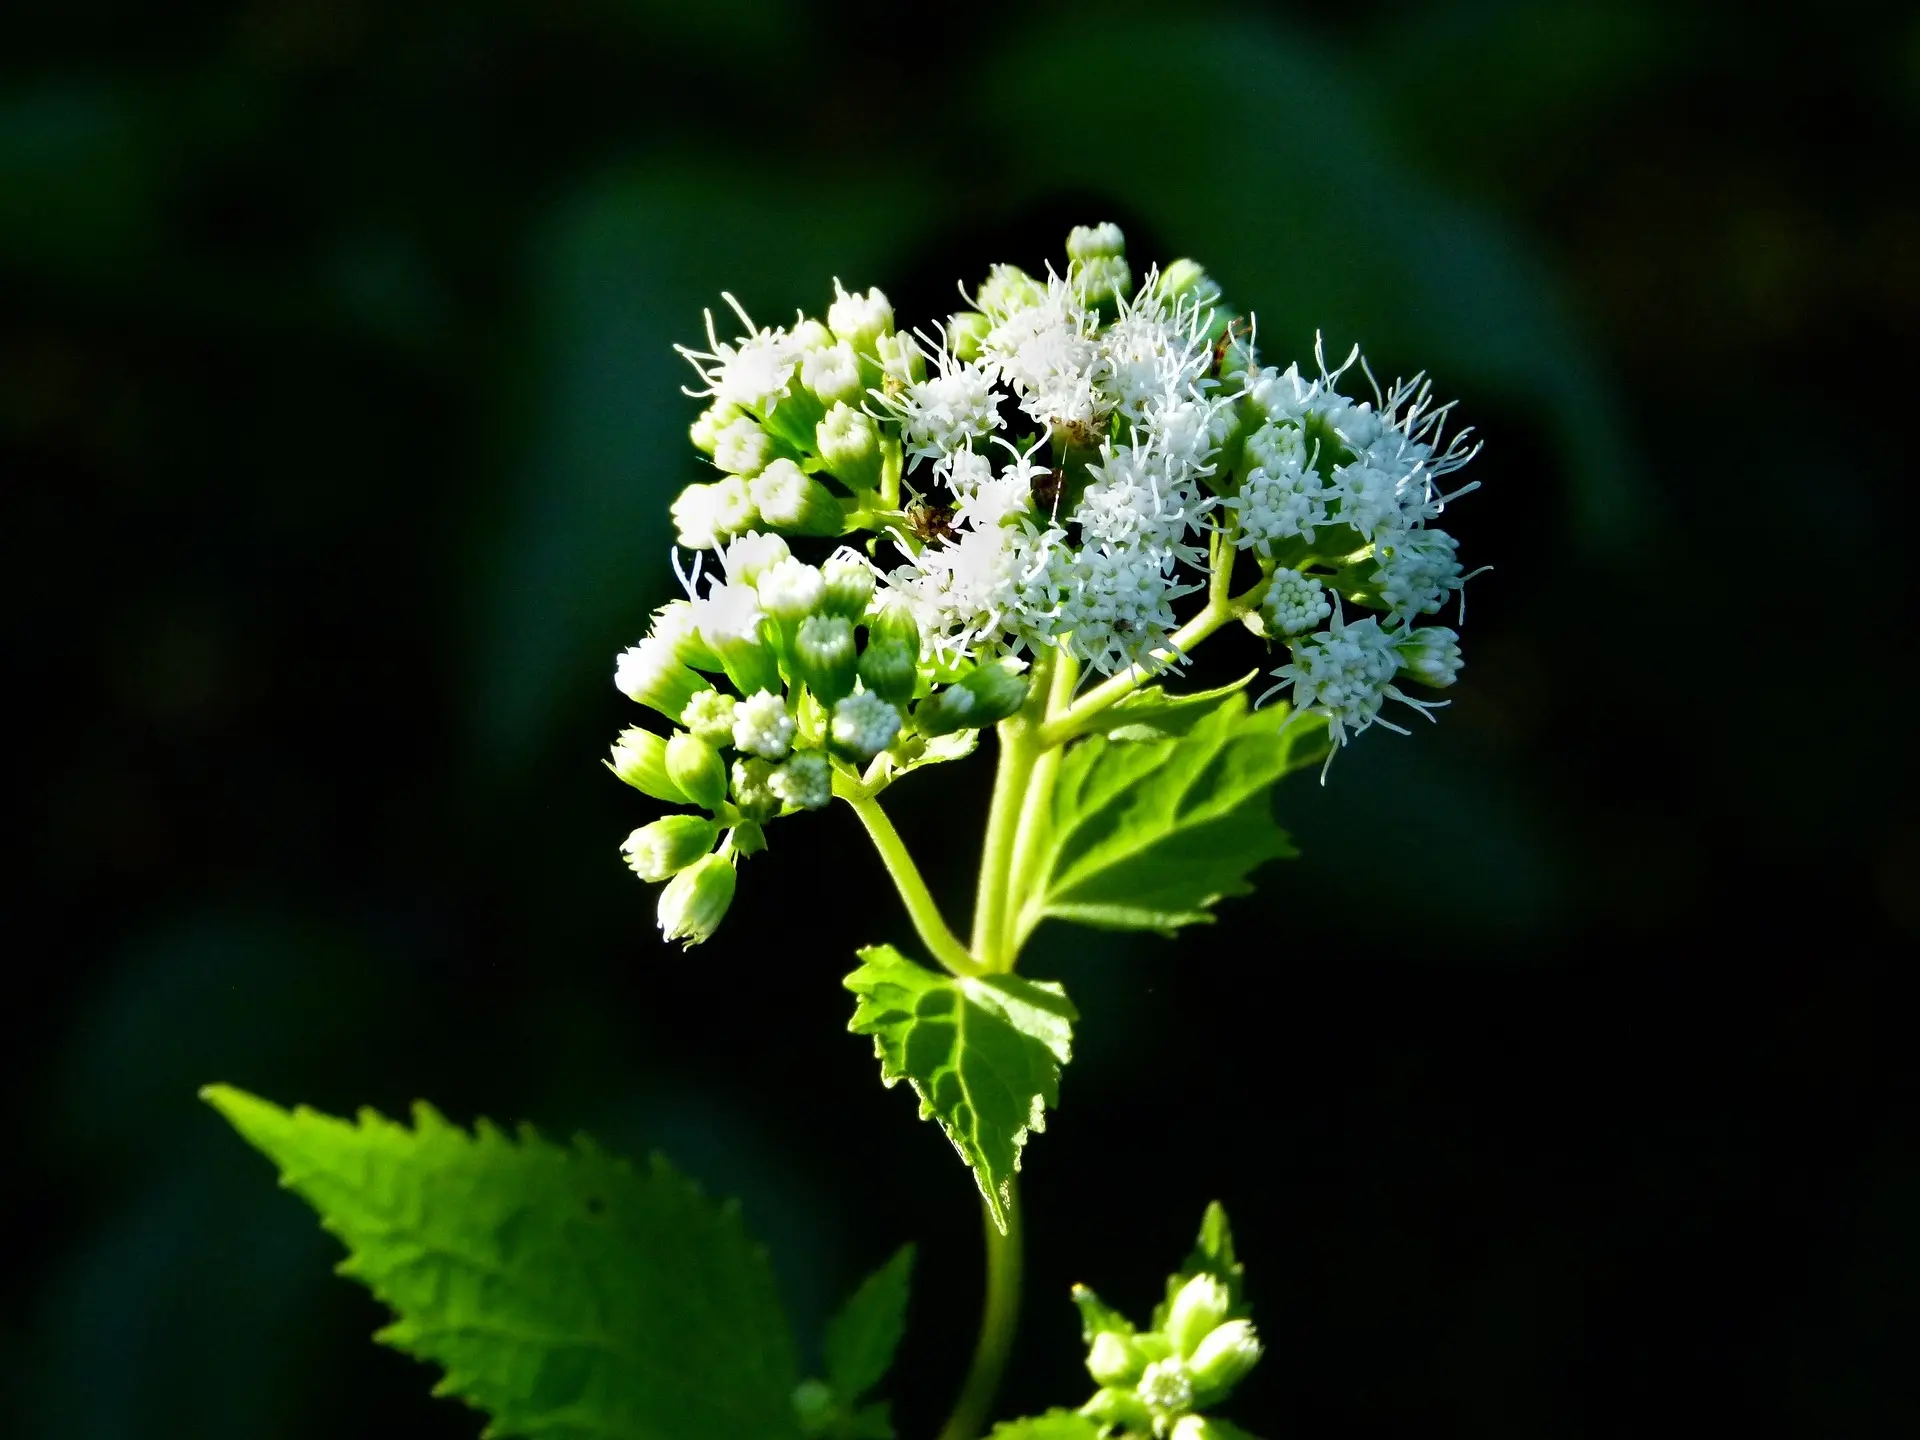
[208,225,1489,1440]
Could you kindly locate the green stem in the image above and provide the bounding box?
[845,792,983,978]
[1004,653,1079,946]
[970,652,1053,970]
[935,1183,1023,1440]
[1035,602,1233,749]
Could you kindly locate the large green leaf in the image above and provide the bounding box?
[986,1412,1103,1440]
[1015,697,1327,942]
[844,946,1076,1233]
[202,1085,799,1440]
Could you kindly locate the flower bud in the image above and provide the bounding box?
[1395,626,1463,688]
[1136,1358,1194,1418]
[727,819,767,856]
[827,280,893,353]
[721,530,790,587]
[800,341,864,408]
[794,614,858,704]
[959,657,1028,722]
[664,732,728,810]
[749,460,842,536]
[1067,221,1126,261]
[607,727,688,803]
[615,638,711,720]
[1086,1330,1147,1388]
[731,689,796,761]
[769,749,832,810]
[657,852,734,947]
[1159,257,1223,308]
[731,757,780,822]
[756,557,826,624]
[1073,253,1131,308]
[679,689,738,747]
[875,331,925,385]
[1079,1388,1153,1435]
[650,599,724,672]
[910,683,977,738]
[791,317,833,351]
[975,264,1043,320]
[831,690,903,762]
[709,475,760,539]
[946,311,992,362]
[689,401,742,455]
[1172,1417,1257,1440]
[670,483,725,550]
[816,402,882,490]
[712,416,775,478]
[858,604,920,704]
[622,815,719,882]
[821,553,876,619]
[1187,1319,1261,1401]
[1165,1274,1232,1360]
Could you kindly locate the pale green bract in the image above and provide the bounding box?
[1014,696,1328,943]
[844,944,1077,1234]
[202,1085,800,1440]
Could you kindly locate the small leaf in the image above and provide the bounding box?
[1093,672,1256,741]
[1070,1283,1136,1342]
[1017,696,1328,941]
[823,1245,915,1403]
[986,1410,1104,1440]
[202,1085,799,1440]
[844,946,1076,1233]
[1153,1201,1249,1331]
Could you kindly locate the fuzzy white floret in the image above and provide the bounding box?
[831,690,903,759]
[768,749,832,809]
[1262,569,1332,636]
[731,689,794,760]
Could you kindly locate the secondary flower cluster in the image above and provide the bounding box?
[611,532,1027,945]
[1076,1272,1262,1440]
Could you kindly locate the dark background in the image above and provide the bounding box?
[7,0,1917,1435]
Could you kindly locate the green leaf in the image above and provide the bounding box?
[1016,696,1328,941]
[823,1245,914,1403]
[844,946,1076,1233]
[986,1410,1103,1440]
[202,1085,799,1440]
[1153,1201,1249,1331]
[1070,1283,1136,1342]
[1091,672,1256,742]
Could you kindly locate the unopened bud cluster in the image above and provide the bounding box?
[1074,1273,1261,1438]
[609,530,1028,946]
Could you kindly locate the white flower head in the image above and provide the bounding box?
[831,689,903,760]
[1230,423,1328,553]
[1263,600,1446,758]
[755,556,825,622]
[1370,526,1465,620]
[731,689,795,760]
[827,280,892,352]
[676,293,804,415]
[1395,625,1463,688]
[1262,568,1332,636]
[768,749,832,810]
[884,340,1002,463]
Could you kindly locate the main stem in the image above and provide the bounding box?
[935,1183,1023,1440]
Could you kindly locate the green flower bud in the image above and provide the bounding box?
[1165,1273,1232,1360]
[1073,253,1131,308]
[750,459,843,536]
[727,820,767,857]
[621,815,719,882]
[657,852,734,947]
[801,341,864,408]
[1171,1417,1259,1440]
[723,531,790,587]
[794,614,857,704]
[1136,1357,1195,1419]
[821,554,876,619]
[791,317,833,351]
[665,732,727,811]
[606,727,688,803]
[874,331,925,385]
[858,603,920,704]
[615,637,711,719]
[1158,258,1222,310]
[910,683,977,738]
[830,690,903,762]
[1086,1330,1147,1388]
[680,689,738,747]
[731,757,780,822]
[689,400,742,455]
[1067,221,1126,261]
[975,264,1043,320]
[1187,1319,1261,1402]
[712,416,776,478]
[1079,1388,1153,1435]
[816,402,882,490]
[827,280,893,354]
[768,749,832,810]
[961,657,1028,721]
[756,557,826,625]
[651,599,724,671]
[710,475,760,539]
[946,311,991,362]
[671,482,726,550]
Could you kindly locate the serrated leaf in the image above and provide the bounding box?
[986,1410,1104,1440]
[202,1085,799,1440]
[1153,1201,1249,1331]
[844,946,1076,1234]
[1093,672,1256,741]
[1016,696,1328,941]
[823,1245,914,1403]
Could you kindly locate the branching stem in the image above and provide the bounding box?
[844,792,982,978]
